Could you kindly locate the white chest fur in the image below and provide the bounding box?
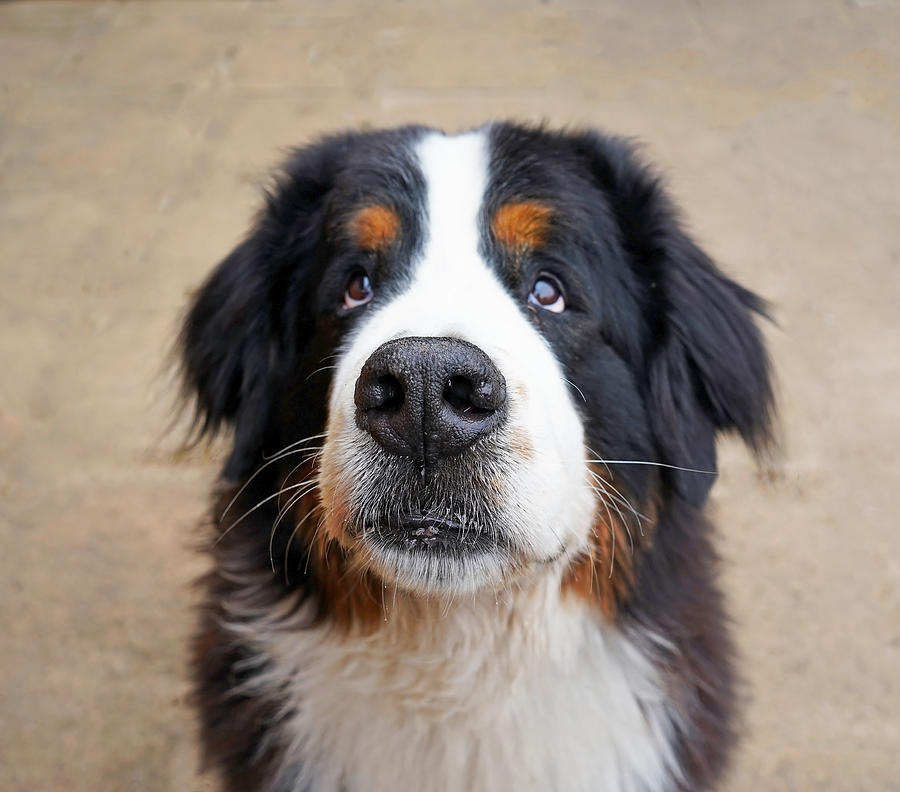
[239,578,681,792]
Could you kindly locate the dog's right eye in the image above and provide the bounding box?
[343,269,374,309]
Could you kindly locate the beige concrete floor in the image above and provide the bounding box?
[1,1,899,790]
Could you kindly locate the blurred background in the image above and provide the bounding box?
[1,1,898,790]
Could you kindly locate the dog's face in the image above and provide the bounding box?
[321,132,596,594]
[182,124,772,608]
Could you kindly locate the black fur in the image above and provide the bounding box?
[181,126,428,479]
[180,122,773,791]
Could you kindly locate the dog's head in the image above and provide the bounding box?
[181,124,773,612]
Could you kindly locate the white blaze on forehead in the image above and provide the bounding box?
[354,129,517,344]
[416,130,489,275]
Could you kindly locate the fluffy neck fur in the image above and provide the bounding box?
[219,561,681,792]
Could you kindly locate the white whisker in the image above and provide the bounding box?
[278,448,325,509]
[262,432,328,461]
[215,480,317,548]
[282,503,324,583]
[586,459,715,474]
[587,469,648,536]
[305,364,338,382]
[590,478,634,557]
[269,482,320,572]
[220,432,327,520]
[563,377,587,404]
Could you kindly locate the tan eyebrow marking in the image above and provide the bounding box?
[491,202,553,249]
[350,205,401,251]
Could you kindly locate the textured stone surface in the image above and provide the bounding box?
[1,1,898,789]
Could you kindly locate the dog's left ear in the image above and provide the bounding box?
[644,225,774,505]
[575,132,775,506]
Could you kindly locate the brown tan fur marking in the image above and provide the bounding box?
[276,453,386,633]
[492,202,553,250]
[351,205,400,251]
[561,464,656,619]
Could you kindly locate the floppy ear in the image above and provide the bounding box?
[180,233,276,480]
[646,229,774,505]
[179,137,344,479]
[575,131,774,506]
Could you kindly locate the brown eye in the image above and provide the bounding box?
[343,269,374,309]
[529,274,565,313]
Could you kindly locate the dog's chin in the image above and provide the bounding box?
[366,545,512,596]
[357,513,516,596]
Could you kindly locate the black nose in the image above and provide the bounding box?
[354,337,507,464]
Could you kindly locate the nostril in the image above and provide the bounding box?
[443,376,494,417]
[371,374,404,411]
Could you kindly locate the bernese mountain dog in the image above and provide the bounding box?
[179,123,774,792]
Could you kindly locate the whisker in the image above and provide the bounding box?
[262,433,328,461]
[586,459,715,475]
[220,432,326,520]
[594,486,618,579]
[587,540,597,594]
[303,513,328,576]
[215,480,317,548]
[282,503,323,583]
[278,447,325,510]
[586,447,647,519]
[305,364,338,382]
[270,475,322,552]
[269,483,320,572]
[600,476,648,538]
[563,377,587,404]
[587,469,648,534]
[590,478,634,557]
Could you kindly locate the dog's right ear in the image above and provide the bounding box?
[179,136,346,478]
[179,232,276,479]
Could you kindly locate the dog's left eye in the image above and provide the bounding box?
[528,274,565,313]
[343,269,374,309]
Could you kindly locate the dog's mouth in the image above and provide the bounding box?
[324,440,524,592]
[348,505,515,594]
[374,511,498,556]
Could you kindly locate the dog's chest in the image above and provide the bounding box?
[257,592,679,792]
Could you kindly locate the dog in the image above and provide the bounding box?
[179,122,773,792]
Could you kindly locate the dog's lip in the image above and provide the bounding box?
[376,512,497,554]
